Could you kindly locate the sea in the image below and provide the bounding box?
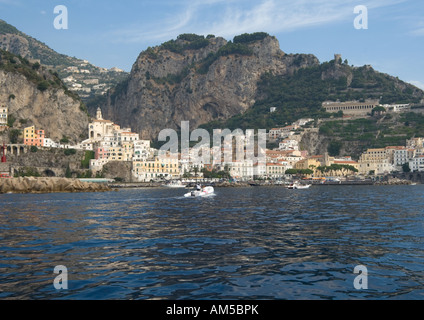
[0,185,423,300]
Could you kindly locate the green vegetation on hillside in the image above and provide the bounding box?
[120,33,262,89]
[196,42,253,75]
[0,19,21,35]
[200,59,424,132]
[0,49,84,104]
[318,111,424,156]
[81,151,95,169]
[1,19,75,67]
[0,49,60,90]
[233,32,270,44]
[160,34,211,55]
[1,19,129,105]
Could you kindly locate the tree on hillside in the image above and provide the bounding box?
[402,163,411,173]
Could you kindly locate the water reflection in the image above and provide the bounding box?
[0,185,423,299]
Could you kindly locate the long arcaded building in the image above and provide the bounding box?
[322,100,380,115]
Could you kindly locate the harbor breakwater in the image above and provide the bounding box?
[0,177,112,194]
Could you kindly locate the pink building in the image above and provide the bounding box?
[95,147,109,160]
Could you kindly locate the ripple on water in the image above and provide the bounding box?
[0,186,423,299]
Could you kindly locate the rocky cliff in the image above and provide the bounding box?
[0,49,89,143]
[0,177,111,194]
[93,33,319,140]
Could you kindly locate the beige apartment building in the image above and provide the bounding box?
[323,100,380,115]
[358,148,394,175]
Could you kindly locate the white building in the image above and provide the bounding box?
[407,138,424,151]
[43,138,58,148]
[120,131,140,143]
[266,162,289,179]
[294,118,314,127]
[87,108,119,143]
[253,162,267,178]
[133,140,152,161]
[76,141,94,151]
[269,128,282,140]
[382,104,411,112]
[224,160,254,181]
[90,158,110,172]
[0,106,7,126]
[279,139,299,151]
[409,156,424,172]
[63,76,76,83]
[393,148,415,168]
[269,126,298,140]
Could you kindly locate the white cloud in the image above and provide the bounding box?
[410,27,424,36]
[111,0,407,44]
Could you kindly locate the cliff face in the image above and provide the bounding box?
[0,70,89,142]
[97,35,319,140]
[0,50,89,143]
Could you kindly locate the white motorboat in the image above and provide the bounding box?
[184,186,215,197]
[164,181,187,188]
[286,181,311,189]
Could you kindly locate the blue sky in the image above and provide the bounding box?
[1,0,423,89]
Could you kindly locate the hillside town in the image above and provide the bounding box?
[2,102,423,182]
[61,60,126,99]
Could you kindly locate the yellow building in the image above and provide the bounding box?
[24,126,45,147]
[294,158,322,171]
[122,142,134,162]
[109,146,124,161]
[133,156,180,181]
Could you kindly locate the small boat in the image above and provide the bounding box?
[249,182,261,187]
[164,181,186,188]
[184,186,215,197]
[286,181,311,189]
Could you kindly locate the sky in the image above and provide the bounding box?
[1,0,423,89]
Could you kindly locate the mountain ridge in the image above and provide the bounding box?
[0,19,128,101]
[88,32,424,142]
[2,21,424,148]
[88,32,320,140]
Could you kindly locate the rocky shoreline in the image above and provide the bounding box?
[0,177,112,194]
[374,178,414,186]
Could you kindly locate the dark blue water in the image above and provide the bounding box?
[0,185,423,300]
